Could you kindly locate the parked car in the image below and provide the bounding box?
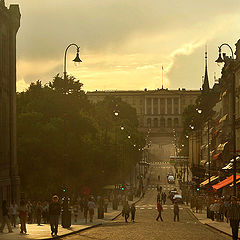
[173,194,183,204]
[167,175,175,184]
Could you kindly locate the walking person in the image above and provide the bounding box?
[36,201,43,226]
[18,200,28,234]
[10,200,18,228]
[156,200,163,221]
[228,196,240,240]
[83,197,88,223]
[73,202,79,223]
[88,197,96,223]
[122,201,130,223]
[130,203,136,222]
[174,202,179,222]
[0,200,13,233]
[49,195,61,236]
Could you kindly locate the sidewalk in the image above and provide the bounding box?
[188,208,234,239]
[0,206,120,240]
[0,196,141,240]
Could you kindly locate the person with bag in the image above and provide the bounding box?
[130,203,136,222]
[122,201,130,223]
[228,196,240,240]
[49,195,61,236]
[156,200,163,221]
[0,200,13,233]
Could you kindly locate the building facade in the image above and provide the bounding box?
[0,0,21,204]
[87,88,200,135]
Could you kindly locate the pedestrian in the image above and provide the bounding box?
[88,197,96,223]
[18,199,28,234]
[73,202,79,223]
[163,192,167,205]
[104,196,109,213]
[26,201,33,224]
[156,200,163,221]
[131,203,136,222]
[9,200,18,228]
[157,192,161,202]
[122,201,130,223]
[228,196,240,240]
[36,201,43,226]
[174,202,179,222]
[49,195,61,236]
[0,200,13,233]
[83,197,88,223]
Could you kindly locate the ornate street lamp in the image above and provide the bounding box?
[215,43,236,196]
[63,43,82,80]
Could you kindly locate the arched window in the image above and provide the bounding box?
[147,118,152,128]
[160,117,165,128]
[153,118,158,128]
[167,118,172,127]
[174,118,179,127]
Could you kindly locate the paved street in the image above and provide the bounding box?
[63,162,230,240]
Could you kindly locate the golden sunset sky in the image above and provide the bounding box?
[6,0,240,92]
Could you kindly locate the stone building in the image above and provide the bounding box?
[0,0,21,204]
[87,88,200,134]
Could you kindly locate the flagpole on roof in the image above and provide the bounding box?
[162,65,164,89]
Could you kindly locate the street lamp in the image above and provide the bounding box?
[63,43,82,80]
[215,43,237,196]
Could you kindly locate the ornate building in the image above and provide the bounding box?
[0,0,21,204]
[87,88,200,135]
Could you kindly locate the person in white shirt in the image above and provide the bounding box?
[88,198,96,223]
[10,201,18,228]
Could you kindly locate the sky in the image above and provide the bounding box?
[6,0,240,92]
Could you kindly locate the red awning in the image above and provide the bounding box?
[212,153,222,161]
[213,129,220,137]
[212,175,240,190]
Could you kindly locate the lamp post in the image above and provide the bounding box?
[63,43,82,80]
[215,43,237,196]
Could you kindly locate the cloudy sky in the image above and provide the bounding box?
[6,0,240,92]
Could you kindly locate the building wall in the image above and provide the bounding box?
[0,1,21,205]
[87,89,200,134]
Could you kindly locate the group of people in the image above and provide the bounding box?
[156,198,180,222]
[0,196,61,236]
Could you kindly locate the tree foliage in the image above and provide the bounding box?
[17,75,145,199]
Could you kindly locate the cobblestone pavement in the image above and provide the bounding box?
[63,162,230,240]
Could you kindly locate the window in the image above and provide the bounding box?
[167,98,172,114]
[160,117,165,127]
[147,118,152,128]
[167,118,172,127]
[153,118,158,128]
[160,99,165,114]
[174,118,179,127]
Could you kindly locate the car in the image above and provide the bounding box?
[168,190,178,200]
[173,194,183,204]
[167,175,175,184]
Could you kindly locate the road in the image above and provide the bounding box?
[63,162,230,240]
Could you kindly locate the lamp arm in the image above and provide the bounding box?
[219,43,234,59]
[64,43,80,79]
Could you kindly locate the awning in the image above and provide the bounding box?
[212,153,222,161]
[217,142,228,151]
[213,129,220,137]
[212,175,240,190]
[222,163,233,170]
[230,179,240,187]
[200,176,219,187]
[218,114,228,124]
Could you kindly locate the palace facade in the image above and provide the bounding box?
[87,88,200,134]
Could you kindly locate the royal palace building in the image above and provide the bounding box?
[87,88,200,135]
[0,0,21,205]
